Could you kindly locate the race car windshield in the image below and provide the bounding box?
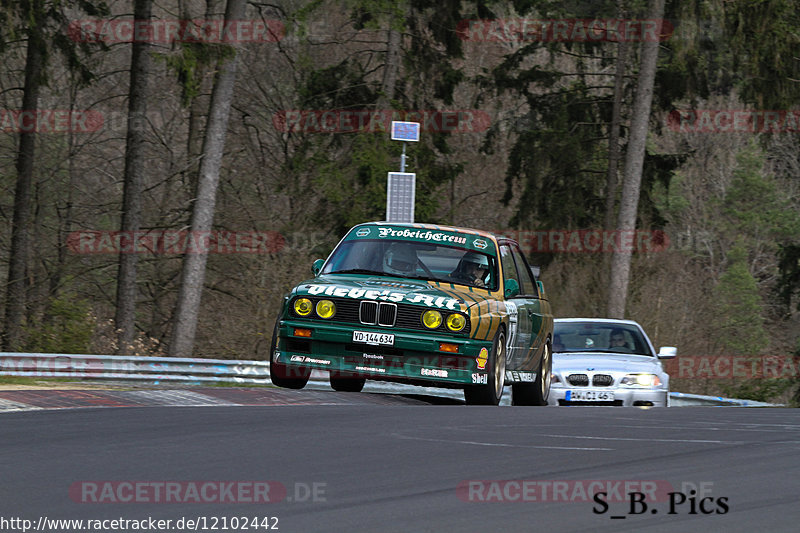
[322,239,498,290]
[552,322,652,356]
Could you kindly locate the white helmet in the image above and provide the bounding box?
[383,243,417,276]
[461,251,488,270]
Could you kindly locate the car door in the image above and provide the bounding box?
[499,243,532,370]
[508,244,546,370]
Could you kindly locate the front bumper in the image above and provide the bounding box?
[547,386,669,407]
[275,319,492,387]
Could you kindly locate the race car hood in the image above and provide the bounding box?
[553,352,663,374]
[292,274,478,312]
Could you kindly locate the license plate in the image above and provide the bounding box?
[352,331,394,346]
[565,390,615,401]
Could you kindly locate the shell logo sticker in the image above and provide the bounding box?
[476,347,489,370]
[473,238,488,250]
[355,227,371,237]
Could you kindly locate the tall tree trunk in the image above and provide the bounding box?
[379,26,401,108]
[607,0,665,319]
[169,0,246,356]
[2,0,45,352]
[114,0,152,353]
[603,1,630,232]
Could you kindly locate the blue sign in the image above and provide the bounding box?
[391,121,420,142]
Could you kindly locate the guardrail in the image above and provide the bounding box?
[0,352,781,406]
[0,352,270,384]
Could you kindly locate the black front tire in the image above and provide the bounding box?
[329,372,366,392]
[269,320,311,389]
[464,328,506,405]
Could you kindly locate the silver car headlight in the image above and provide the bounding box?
[620,373,661,387]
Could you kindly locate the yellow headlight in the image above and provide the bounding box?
[316,299,336,319]
[294,298,313,316]
[446,313,466,332]
[422,310,443,329]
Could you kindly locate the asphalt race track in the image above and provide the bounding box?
[1,388,799,532]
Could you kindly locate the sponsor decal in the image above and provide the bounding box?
[362,353,385,360]
[290,355,305,362]
[472,373,488,384]
[473,238,488,250]
[355,227,371,237]
[421,368,449,378]
[305,284,462,310]
[506,370,534,382]
[476,348,489,370]
[376,227,468,245]
[355,366,386,373]
[303,357,331,366]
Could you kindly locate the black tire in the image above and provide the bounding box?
[512,342,551,406]
[464,328,506,405]
[269,320,310,389]
[329,372,366,392]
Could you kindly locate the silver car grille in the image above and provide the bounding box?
[359,301,397,327]
[566,374,589,386]
[592,374,614,387]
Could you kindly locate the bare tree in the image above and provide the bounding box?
[607,0,665,318]
[2,0,45,351]
[114,0,153,353]
[169,0,246,356]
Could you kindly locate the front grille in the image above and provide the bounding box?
[567,374,589,386]
[360,301,377,324]
[592,374,614,386]
[378,303,397,326]
[291,296,469,334]
[359,301,397,326]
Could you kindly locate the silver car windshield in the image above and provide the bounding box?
[321,238,499,291]
[552,322,652,356]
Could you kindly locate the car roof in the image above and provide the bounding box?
[554,317,642,326]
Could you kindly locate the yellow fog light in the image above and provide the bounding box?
[294,298,313,316]
[316,299,336,319]
[446,313,466,332]
[422,310,443,329]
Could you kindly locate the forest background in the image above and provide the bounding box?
[1,0,799,404]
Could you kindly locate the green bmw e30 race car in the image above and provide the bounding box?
[269,222,553,405]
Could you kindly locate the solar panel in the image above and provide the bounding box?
[386,172,416,223]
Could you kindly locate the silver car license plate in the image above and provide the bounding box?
[566,390,614,401]
[352,331,394,346]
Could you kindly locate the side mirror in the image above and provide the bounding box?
[657,346,677,359]
[504,279,520,299]
[312,259,324,276]
[536,280,545,295]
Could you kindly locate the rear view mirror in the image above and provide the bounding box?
[504,279,520,299]
[657,346,677,359]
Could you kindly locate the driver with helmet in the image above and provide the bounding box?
[451,251,489,287]
[383,243,418,277]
